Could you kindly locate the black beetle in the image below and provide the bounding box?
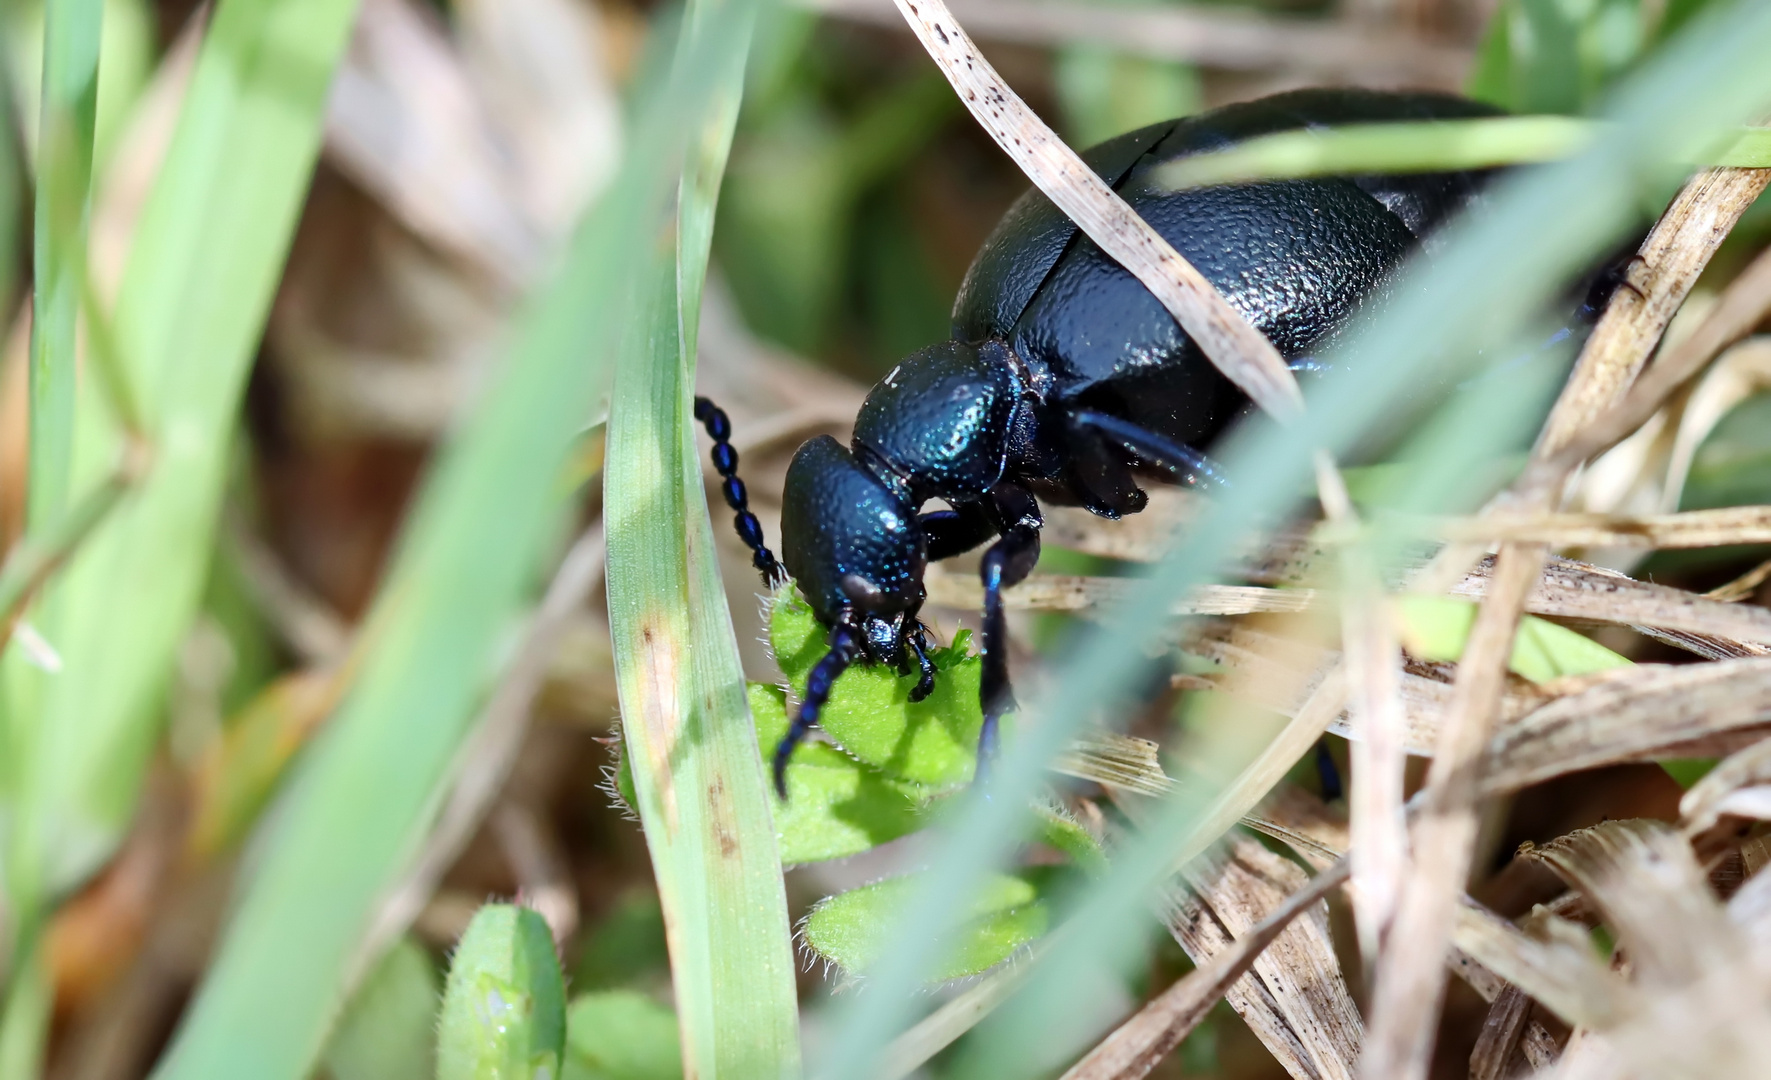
[699,88,1510,797]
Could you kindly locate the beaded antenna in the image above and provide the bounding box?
[693,397,786,588]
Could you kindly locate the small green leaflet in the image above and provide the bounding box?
[436,905,567,1080]
[1396,595,1630,683]
[769,588,988,789]
[802,869,1064,982]
[749,683,928,865]
[563,991,682,1080]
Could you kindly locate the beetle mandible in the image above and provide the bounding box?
[698,88,1507,797]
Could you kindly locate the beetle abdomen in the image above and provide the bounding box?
[1016,178,1418,444]
[951,89,1502,449]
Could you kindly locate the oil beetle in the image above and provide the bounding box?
[699,88,1510,797]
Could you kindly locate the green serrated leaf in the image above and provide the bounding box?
[747,683,928,865]
[802,869,1056,983]
[768,589,987,789]
[1396,595,1630,683]
[437,905,567,1080]
[563,991,682,1080]
[1033,804,1106,877]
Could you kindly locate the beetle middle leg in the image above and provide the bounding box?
[976,484,1042,777]
[920,502,996,559]
[774,606,864,798]
[1068,408,1231,491]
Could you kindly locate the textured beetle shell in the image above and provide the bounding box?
[781,436,927,622]
[853,340,1024,503]
[953,88,1502,452]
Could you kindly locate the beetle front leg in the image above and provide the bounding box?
[777,607,863,798]
[903,620,937,701]
[976,484,1042,779]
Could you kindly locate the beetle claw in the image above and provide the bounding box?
[905,621,937,702]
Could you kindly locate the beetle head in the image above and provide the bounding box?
[853,340,1025,503]
[781,435,927,637]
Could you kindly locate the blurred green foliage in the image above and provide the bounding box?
[0,0,1766,1072]
[323,937,439,1080]
[1469,0,1649,113]
[570,891,670,993]
[718,13,959,367]
[1683,393,1771,511]
[562,991,682,1080]
[3,0,153,173]
[1054,48,1200,149]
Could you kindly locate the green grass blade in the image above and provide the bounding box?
[1155,115,1594,190]
[603,2,802,1075]
[1150,116,1771,191]
[144,8,761,1077]
[24,0,101,528]
[2,0,361,928]
[816,1,1771,1073]
[1,5,110,1068]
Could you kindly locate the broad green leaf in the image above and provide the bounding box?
[437,906,567,1080]
[769,589,986,789]
[803,870,1058,983]
[323,936,438,1080]
[619,684,928,865]
[748,683,927,865]
[563,991,682,1080]
[1396,595,1630,683]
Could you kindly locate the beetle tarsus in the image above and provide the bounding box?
[694,396,787,588]
[905,622,937,702]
